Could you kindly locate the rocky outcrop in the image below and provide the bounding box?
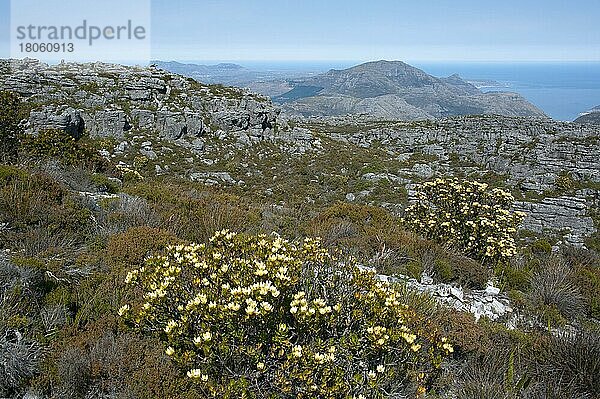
[0,58,280,146]
[317,115,599,245]
[27,106,85,138]
[515,197,596,246]
[369,267,513,321]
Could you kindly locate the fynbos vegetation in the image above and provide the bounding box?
[403,179,525,264]
[120,231,453,398]
[0,57,598,399]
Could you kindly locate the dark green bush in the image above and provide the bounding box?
[406,260,424,280]
[22,129,112,172]
[90,173,120,194]
[528,257,585,321]
[0,164,27,182]
[574,266,600,319]
[0,91,28,158]
[539,330,600,397]
[433,258,454,282]
[529,239,552,255]
[496,260,533,292]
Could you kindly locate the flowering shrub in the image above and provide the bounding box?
[402,179,525,264]
[120,230,453,398]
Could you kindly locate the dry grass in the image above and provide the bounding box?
[529,256,585,320]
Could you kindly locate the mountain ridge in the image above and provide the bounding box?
[277,60,546,120]
[574,105,600,124]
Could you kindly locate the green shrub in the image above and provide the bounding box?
[0,91,28,157]
[402,178,525,264]
[495,260,533,292]
[120,230,453,398]
[90,173,120,194]
[22,129,111,172]
[529,239,552,255]
[0,164,27,182]
[433,258,454,282]
[406,260,424,280]
[554,172,577,192]
[574,266,600,319]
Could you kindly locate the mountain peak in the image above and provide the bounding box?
[278,60,546,120]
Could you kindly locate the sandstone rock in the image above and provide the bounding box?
[485,285,500,296]
[27,106,85,138]
[189,171,237,185]
[0,58,280,146]
[84,110,131,139]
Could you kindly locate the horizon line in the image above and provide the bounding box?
[156,58,600,64]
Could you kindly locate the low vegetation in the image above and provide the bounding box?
[121,231,453,398]
[0,90,599,398]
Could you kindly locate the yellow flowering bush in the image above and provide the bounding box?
[402,178,525,264]
[120,230,453,398]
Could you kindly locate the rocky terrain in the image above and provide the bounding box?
[304,115,600,246]
[276,60,547,120]
[1,58,600,399]
[0,59,598,247]
[0,58,280,148]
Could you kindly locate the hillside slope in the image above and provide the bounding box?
[277,60,547,120]
[574,105,600,124]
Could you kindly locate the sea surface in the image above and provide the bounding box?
[413,62,600,122]
[216,61,600,122]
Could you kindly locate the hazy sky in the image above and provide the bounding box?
[150,0,600,62]
[2,0,599,62]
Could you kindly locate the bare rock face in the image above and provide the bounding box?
[0,58,280,145]
[515,197,597,246]
[371,267,512,322]
[82,110,131,139]
[27,106,85,138]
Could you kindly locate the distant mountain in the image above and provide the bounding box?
[574,105,600,124]
[277,60,546,120]
[152,61,296,97]
[152,61,248,82]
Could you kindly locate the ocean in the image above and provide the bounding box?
[413,62,600,122]
[229,61,600,122]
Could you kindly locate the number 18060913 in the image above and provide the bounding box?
[19,42,74,53]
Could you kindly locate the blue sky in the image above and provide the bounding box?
[149,0,600,62]
[1,0,599,62]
